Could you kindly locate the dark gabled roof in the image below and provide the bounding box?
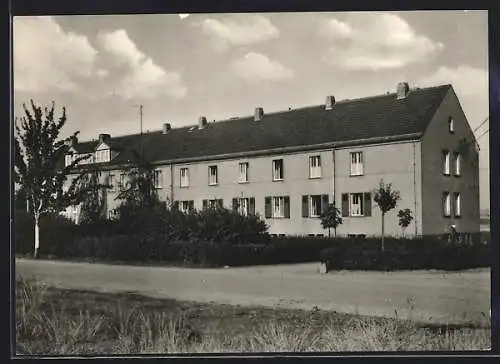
[72,139,123,154]
[70,84,452,166]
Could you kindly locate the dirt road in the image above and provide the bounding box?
[15,259,491,326]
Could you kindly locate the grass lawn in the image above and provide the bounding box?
[15,278,491,355]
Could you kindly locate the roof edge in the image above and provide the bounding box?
[150,132,423,166]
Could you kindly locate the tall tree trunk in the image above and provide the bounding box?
[381,212,385,253]
[328,228,331,238]
[34,215,40,259]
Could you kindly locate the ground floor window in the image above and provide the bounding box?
[341,192,372,217]
[264,196,290,218]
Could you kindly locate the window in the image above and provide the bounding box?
[341,193,372,217]
[443,150,451,176]
[454,193,461,217]
[232,197,256,215]
[273,197,285,218]
[302,195,329,218]
[350,193,364,216]
[108,209,119,220]
[65,154,72,167]
[448,117,454,133]
[272,159,284,181]
[350,152,364,176]
[309,156,322,178]
[180,200,194,213]
[119,173,126,190]
[265,196,290,218]
[108,174,115,189]
[443,192,451,217]
[203,199,223,209]
[208,166,218,185]
[154,169,162,188]
[453,152,461,176]
[309,195,322,217]
[180,168,189,187]
[95,149,110,163]
[239,162,249,183]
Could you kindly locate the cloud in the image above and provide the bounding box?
[97,29,187,99]
[231,52,293,82]
[96,69,109,78]
[418,65,488,97]
[318,18,354,39]
[320,13,444,71]
[198,15,279,51]
[13,16,98,92]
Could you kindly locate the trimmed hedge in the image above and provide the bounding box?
[14,208,490,270]
[319,235,490,271]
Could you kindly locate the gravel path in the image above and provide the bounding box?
[15,259,491,326]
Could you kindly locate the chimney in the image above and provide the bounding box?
[198,116,207,129]
[325,96,336,110]
[98,133,111,144]
[162,123,172,134]
[396,82,410,100]
[254,107,264,121]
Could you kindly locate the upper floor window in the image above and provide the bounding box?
[443,192,451,217]
[309,156,322,179]
[443,150,451,176]
[350,152,364,176]
[453,152,461,176]
[154,169,163,189]
[272,159,284,181]
[448,117,454,133]
[239,162,249,183]
[208,166,218,185]
[95,149,110,163]
[180,168,189,187]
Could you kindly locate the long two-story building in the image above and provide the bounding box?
[62,82,480,237]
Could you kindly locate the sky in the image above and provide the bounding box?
[12,11,490,209]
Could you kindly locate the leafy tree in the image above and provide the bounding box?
[75,170,110,224]
[116,149,163,215]
[373,179,401,252]
[14,100,90,258]
[397,208,413,236]
[320,203,343,237]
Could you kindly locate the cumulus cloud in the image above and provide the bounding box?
[320,13,444,71]
[13,16,98,92]
[231,52,293,82]
[419,65,488,97]
[97,29,187,99]
[198,15,279,51]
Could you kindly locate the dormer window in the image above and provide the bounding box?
[95,149,110,163]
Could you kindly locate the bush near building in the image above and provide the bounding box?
[14,209,490,270]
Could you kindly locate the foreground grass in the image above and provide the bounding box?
[15,278,490,355]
